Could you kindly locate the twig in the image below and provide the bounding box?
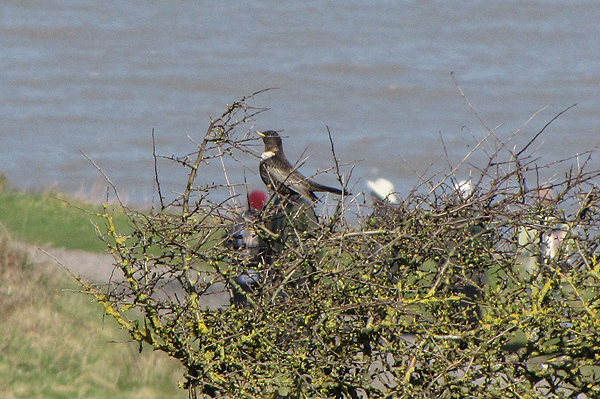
[451,71,492,133]
[151,128,165,210]
[516,103,578,158]
[80,150,125,207]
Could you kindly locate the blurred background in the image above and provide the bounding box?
[1,0,599,206]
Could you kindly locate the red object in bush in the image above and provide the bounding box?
[248,190,268,212]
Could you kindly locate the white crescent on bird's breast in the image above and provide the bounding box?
[261,151,276,160]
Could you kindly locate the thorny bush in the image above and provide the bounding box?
[73,91,600,398]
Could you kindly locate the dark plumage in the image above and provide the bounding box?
[257,130,348,202]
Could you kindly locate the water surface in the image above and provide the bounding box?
[1,0,598,206]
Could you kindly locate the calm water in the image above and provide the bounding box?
[1,0,599,206]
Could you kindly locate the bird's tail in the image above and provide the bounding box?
[311,182,350,196]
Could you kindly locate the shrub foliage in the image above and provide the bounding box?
[74,92,600,398]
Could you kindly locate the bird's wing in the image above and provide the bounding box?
[262,157,304,186]
[263,162,315,198]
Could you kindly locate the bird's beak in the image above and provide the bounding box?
[256,130,265,137]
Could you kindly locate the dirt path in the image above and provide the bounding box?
[11,239,230,309]
[12,240,116,283]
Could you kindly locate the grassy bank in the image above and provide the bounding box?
[0,239,185,398]
[0,187,133,253]
[0,180,185,397]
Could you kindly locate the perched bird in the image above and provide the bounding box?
[257,130,348,201]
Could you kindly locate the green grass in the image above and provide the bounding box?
[0,180,187,397]
[0,188,134,253]
[0,239,186,399]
